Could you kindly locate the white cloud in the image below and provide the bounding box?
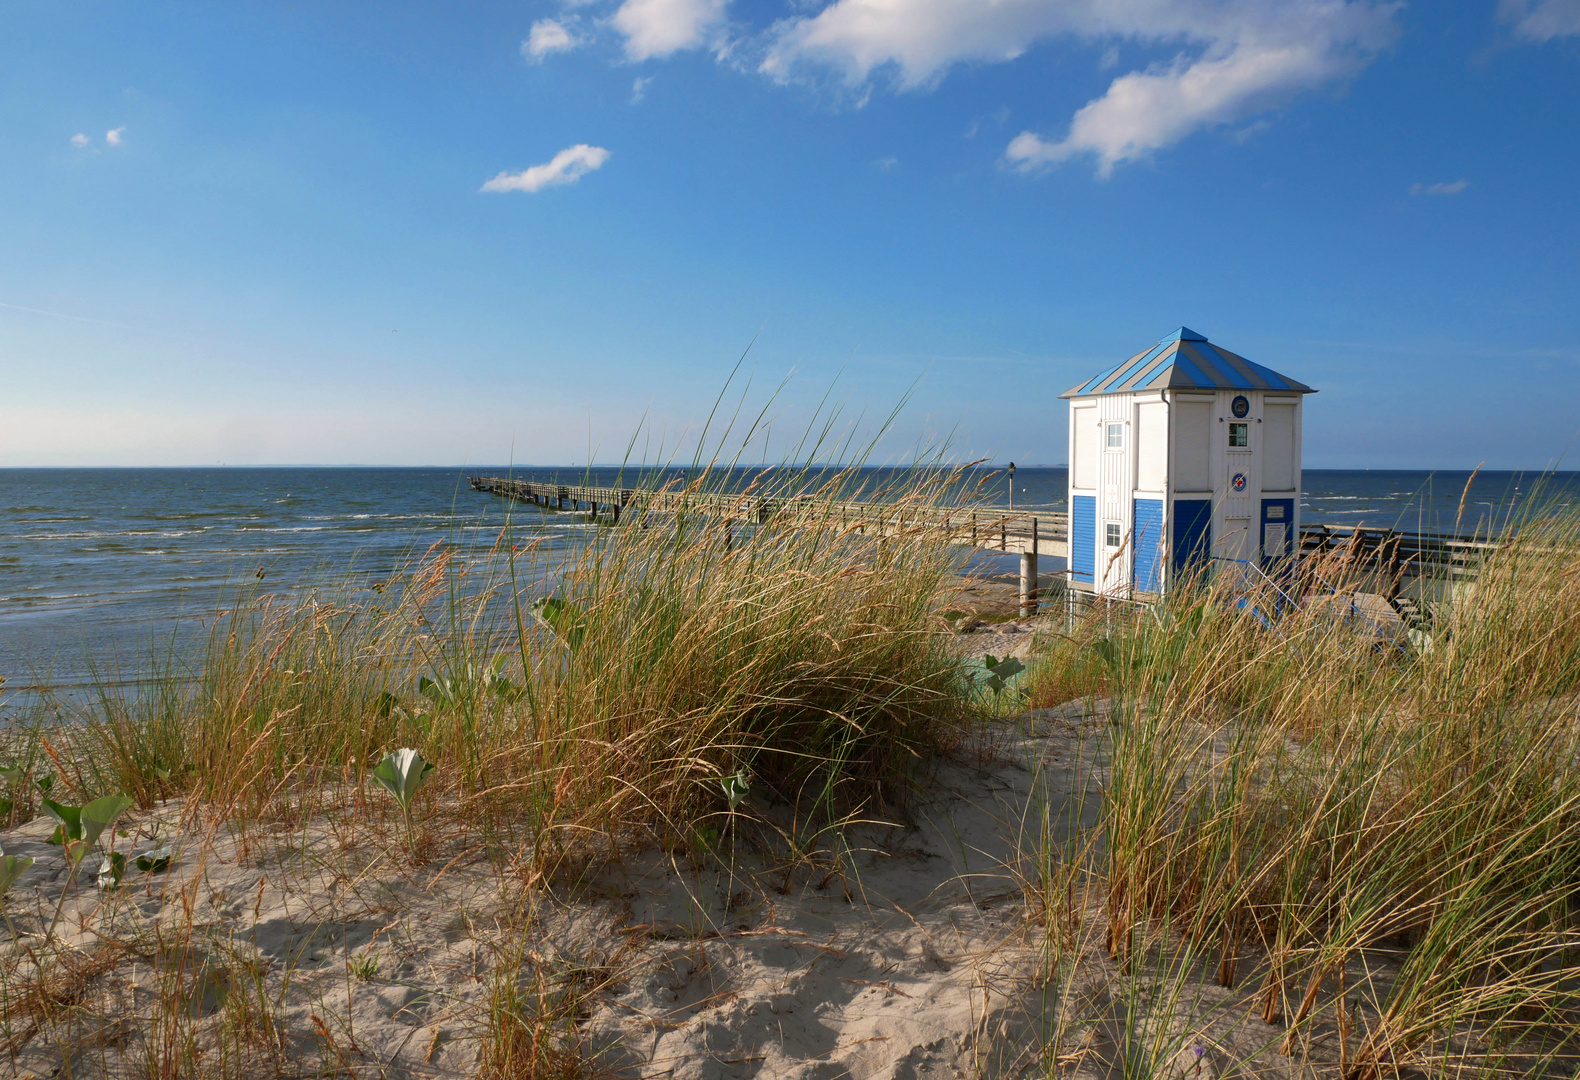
[106,126,125,146]
[631,75,656,103]
[70,133,89,147]
[524,18,579,59]
[874,155,899,169]
[760,0,1399,177]
[481,144,611,193]
[1499,0,1580,41]
[1410,179,1470,196]
[612,0,728,60]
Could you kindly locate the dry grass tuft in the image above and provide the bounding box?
[1025,501,1580,1080]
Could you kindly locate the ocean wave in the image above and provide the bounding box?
[235,525,331,533]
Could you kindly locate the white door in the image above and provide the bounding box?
[1100,519,1130,594]
[1217,517,1252,564]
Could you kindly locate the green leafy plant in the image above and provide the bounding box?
[981,653,1026,698]
[691,824,722,859]
[135,844,174,874]
[370,748,436,852]
[97,851,127,891]
[417,657,522,709]
[371,748,436,809]
[40,793,134,944]
[0,845,33,899]
[43,794,135,865]
[722,771,750,811]
[529,597,585,650]
[350,950,381,981]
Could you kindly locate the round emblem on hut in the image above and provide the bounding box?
[1232,472,1248,492]
[1231,394,1250,418]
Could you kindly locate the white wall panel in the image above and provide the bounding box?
[1263,403,1296,491]
[1173,399,1211,491]
[1072,406,1097,489]
[1136,402,1167,492]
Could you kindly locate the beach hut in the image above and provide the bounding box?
[1062,327,1315,597]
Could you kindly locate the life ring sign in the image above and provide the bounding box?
[1232,472,1248,492]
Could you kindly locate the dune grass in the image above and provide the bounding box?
[1025,504,1580,1080]
[6,423,1580,1077]
[42,459,981,864]
[0,444,996,1075]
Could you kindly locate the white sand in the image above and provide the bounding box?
[0,704,1384,1079]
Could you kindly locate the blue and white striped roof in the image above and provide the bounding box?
[1061,328,1315,398]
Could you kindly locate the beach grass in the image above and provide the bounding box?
[45,459,983,862]
[1024,501,1580,1080]
[4,441,1580,1076]
[0,392,1006,1072]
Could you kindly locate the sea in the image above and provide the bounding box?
[3,466,1577,699]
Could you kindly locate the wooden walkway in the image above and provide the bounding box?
[470,475,1509,621]
[467,475,1069,560]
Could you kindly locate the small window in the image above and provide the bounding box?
[1228,422,1249,449]
[1105,522,1122,548]
[1106,423,1123,449]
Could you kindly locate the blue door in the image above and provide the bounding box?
[1172,499,1212,582]
[1260,499,1295,564]
[1133,499,1164,593]
[1071,495,1095,584]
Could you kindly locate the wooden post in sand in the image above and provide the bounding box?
[1021,518,1039,616]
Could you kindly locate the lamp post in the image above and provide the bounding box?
[1007,462,1016,513]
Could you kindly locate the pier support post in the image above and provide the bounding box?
[1020,518,1040,616]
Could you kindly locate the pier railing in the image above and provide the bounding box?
[1297,523,1503,591]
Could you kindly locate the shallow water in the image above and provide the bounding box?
[2,465,1575,695]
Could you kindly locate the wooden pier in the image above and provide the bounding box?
[469,474,1068,614]
[470,475,1506,626]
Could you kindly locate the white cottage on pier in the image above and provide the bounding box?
[1063,327,1315,597]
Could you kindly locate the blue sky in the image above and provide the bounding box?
[2,0,1577,470]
